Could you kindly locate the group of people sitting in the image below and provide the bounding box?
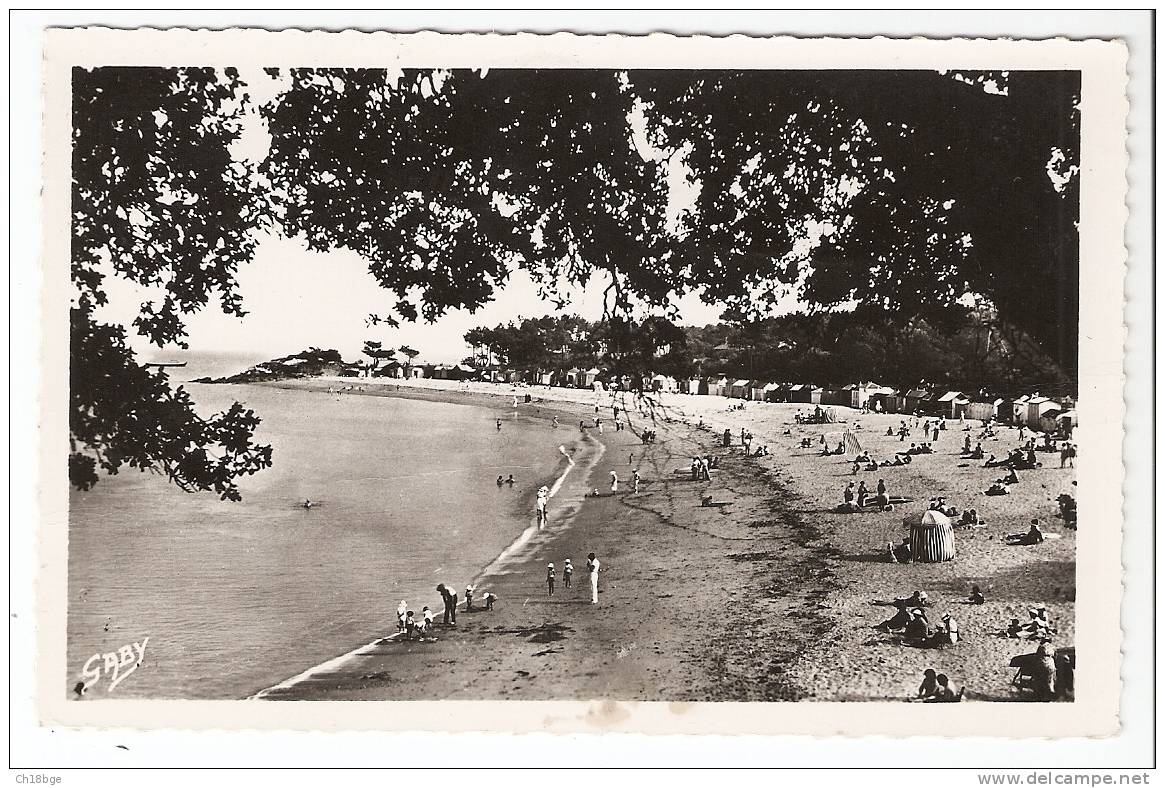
[874,590,960,649]
[640,429,657,443]
[901,442,935,456]
[839,479,900,512]
[915,669,963,702]
[1005,605,1057,640]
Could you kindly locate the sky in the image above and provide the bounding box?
[100,67,797,365]
[107,231,730,365]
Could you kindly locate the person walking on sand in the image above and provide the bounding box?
[633,469,641,493]
[496,418,502,431]
[546,563,556,596]
[563,558,573,589]
[536,485,549,528]
[610,470,619,493]
[587,552,601,604]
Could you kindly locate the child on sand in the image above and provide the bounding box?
[404,610,417,639]
[396,600,408,633]
[563,559,573,589]
[465,584,475,611]
[546,563,556,596]
[482,591,497,611]
[421,606,434,635]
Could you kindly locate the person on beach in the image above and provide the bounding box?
[465,585,476,612]
[546,563,556,596]
[497,475,504,488]
[629,452,634,465]
[610,470,618,493]
[421,606,434,636]
[482,591,497,611]
[436,584,457,625]
[925,674,959,702]
[506,474,515,487]
[843,482,855,506]
[536,486,549,527]
[404,610,417,639]
[969,585,986,605]
[396,600,408,633]
[917,669,938,700]
[1006,520,1045,546]
[552,416,559,428]
[587,552,600,604]
[563,559,573,590]
[496,419,502,431]
[856,481,869,508]
[633,469,641,493]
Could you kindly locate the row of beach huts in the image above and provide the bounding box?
[361,363,1076,431]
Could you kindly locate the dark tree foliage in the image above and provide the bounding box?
[71,67,272,498]
[72,65,1078,497]
[635,70,1080,372]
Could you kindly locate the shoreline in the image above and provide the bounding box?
[244,377,840,701]
[226,376,1073,702]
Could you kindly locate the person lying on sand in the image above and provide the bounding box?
[997,467,1020,485]
[876,602,920,632]
[1005,520,1045,545]
[985,482,1011,496]
[969,585,986,604]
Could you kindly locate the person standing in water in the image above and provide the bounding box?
[609,470,618,493]
[587,552,600,604]
[496,418,502,431]
[633,469,641,493]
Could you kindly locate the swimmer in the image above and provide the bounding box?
[302,499,314,509]
[496,418,502,431]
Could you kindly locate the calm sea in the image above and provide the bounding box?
[67,353,581,698]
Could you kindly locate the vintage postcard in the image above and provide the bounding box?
[39,28,1128,735]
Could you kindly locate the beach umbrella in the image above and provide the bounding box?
[903,509,956,563]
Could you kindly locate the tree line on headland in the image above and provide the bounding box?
[70,67,1079,498]
[457,309,1072,399]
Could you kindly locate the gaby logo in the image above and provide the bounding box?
[79,637,149,693]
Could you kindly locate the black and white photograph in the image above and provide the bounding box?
[31,26,1132,745]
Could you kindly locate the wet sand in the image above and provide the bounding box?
[255,378,1075,702]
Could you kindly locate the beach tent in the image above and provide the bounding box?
[1025,396,1061,428]
[937,391,972,419]
[843,431,863,455]
[903,388,933,413]
[1011,395,1032,423]
[868,389,898,413]
[966,398,1005,422]
[822,385,851,407]
[904,510,956,563]
[763,382,787,403]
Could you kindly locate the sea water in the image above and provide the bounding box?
[67,360,584,699]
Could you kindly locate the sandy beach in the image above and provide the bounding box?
[255,377,1075,702]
